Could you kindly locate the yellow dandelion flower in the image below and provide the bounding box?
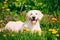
[52,31,57,34]
[6,8,10,11]
[16,0,19,1]
[0,20,3,22]
[51,29,57,34]
[34,30,38,33]
[11,34,14,37]
[56,34,59,37]
[52,29,57,32]
[3,34,6,37]
[2,7,5,9]
[52,17,57,21]
[5,0,8,1]
[23,28,30,32]
[4,1,7,4]
[49,28,52,31]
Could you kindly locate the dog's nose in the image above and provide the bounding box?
[32,16,35,20]
[33,17,35,19]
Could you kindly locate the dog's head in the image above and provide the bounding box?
[26,10,43,24]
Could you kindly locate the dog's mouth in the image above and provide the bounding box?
[31,20,37,24]
[31,17,37,24]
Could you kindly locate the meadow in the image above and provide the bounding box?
[0,0,60,40]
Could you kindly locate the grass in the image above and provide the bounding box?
[0,14,60,40]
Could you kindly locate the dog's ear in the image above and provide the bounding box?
[38,11,43,21]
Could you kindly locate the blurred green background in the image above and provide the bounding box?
[0,0,60,27]
[0,0,60,28]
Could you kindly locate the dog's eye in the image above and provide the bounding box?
[36,13,37,15]
[31,13,32,15]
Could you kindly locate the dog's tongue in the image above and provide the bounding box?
[32,20,36,24]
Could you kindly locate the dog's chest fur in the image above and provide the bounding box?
[23,21,41,32]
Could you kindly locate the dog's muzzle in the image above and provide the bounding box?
[31,16,37,24]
